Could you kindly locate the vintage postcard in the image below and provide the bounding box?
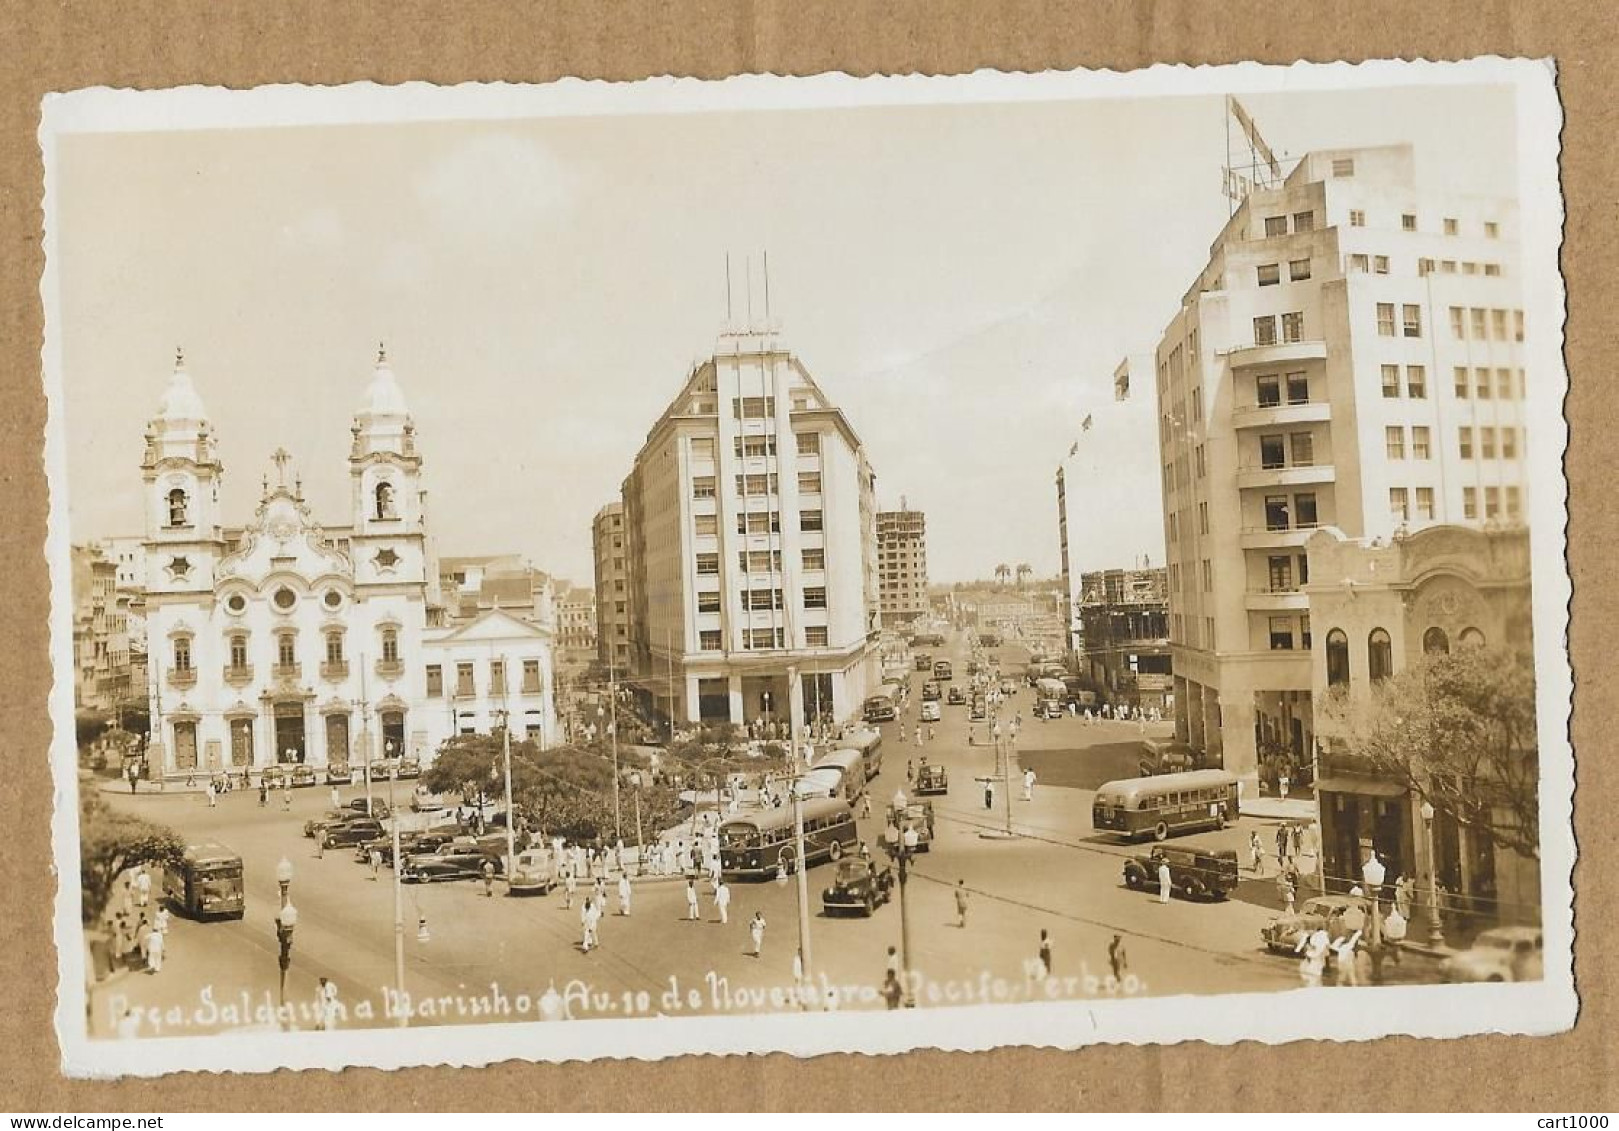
[41,59,1574,1076]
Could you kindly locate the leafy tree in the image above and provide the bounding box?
[1324,645,1538,859]
[79,791,186,925]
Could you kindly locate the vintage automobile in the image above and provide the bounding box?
[400,843,507,884]
[261,765,287,789]
[1036,698,1065,720]
[303,809,373,838]
[914,763,949,797]
[1121,846,1240,901]
[921,681,941,701]
[919,700,941,723]
[969,698,987,721]
[355,827,462,866]
[821,858,896,916]
[946,685,966,705]
[914,654,933,672]
[325,762,353,786]
[410,787,448,813]
[890,799,936,851]
[342,797,391,819]
[1441,926,1544,983]
[396,758,422,779]
[321,818,386,849]
[508,849,557,895]
[369,760,395,782]
[290,765,318,788]
[1261,893,1372,953]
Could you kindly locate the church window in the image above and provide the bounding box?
[225,593,247,615]
[373,548,400,570]
[167,488,189,527]
[522,659,542,693]
[323,589,343,610]
[381,628,400,663]
[228,634,248,669]
[277,632,298,667]
[325,630,345,664]
[273,586,297,611]
[375,480,397,520]
[172,635,192,673]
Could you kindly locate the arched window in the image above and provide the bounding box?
[228,634,249,669]
[381,627,400,663]
[325,630,345,664]
[1423,626,1450,655]
[1326,629,1350,688]
[1368,628,1394,683]
[1459,627,1487,649]
[375,480,396,520]
[173,635,192,673]
[277,632,298,667]
[167,488,189,527]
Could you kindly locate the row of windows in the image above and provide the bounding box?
[1261,211,1315,237]
[1254,372,1312,408]
[1380,364,1428,399]
[697,626,830,652]
[1463,485,1524,521]
[1455,366,1526,400]
[1266,553,1310,593]
[1165,502,1211,545]
[1449,306,1524,342]
[1387,487,1437,523]
[424,660,544,697]
[174,628,398,673]
[1347,253,1504,278]
[1325,625,1485,688]
[1256,259,1312,286]
[1375,303,1424,338]
[1259,432,1316,469]
[1346,207,1501,240]
[1383,425,1433,460]
[1457,426,1522,460]
[1253,311,1307,346]
[1264,493,1320,531]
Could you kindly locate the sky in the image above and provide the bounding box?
[53,79,1519,584]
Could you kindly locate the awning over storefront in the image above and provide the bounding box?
[1315,776,1407,797]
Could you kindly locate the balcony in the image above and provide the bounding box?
[1231,401,1333,430]
[1236,462,1338,491]
[166,667,197,691]
[1244,590,1311,612]
[223,663,254,686]
[1239,524,1322,550]
[375,658,405,680]
[1226,339,1328,370]
[272,662,302,681]
[319,660,350,682]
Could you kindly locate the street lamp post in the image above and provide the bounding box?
[499,692,517,894]
[1420,800,1446,948]
[1362,850,1386,985]
[384,741,407,1026]
[883,788,919,1008]
[275,899,298,1028]
[276,856,293,909]
[630,770,644,873]
[787,662,814,1007]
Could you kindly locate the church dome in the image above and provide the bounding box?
[363,345,409,417]
[157,355,208,421]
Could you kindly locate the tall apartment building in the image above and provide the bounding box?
[620,328,881,733]
[1154,144,1529,785]
[1055,354,1162,657]
[592,502,632,675]
[876,507,928,627]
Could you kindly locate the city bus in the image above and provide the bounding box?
[841,728,883,781]
[718,797,859,879]
[862,687,898,723]
[1090,769,1241,842]
[810,748,867,803]
[163,840,246,919]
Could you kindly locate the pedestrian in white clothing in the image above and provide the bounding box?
[1022,767,1036,802]
[1156,856,1173,904]
[749,912,766,957]
[144,924,165,973]
[617,873,632,916]
[134,868,151,909]
[714,880,731,924]
[205,781,217,808]
[686,879,700,921]
[580,897,598,952]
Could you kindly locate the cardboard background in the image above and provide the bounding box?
[4,1,1614,1111]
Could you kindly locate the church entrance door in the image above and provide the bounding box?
[274,702,307,763]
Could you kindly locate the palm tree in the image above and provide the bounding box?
[1015,563,1032,588]
[994,563,1011,586]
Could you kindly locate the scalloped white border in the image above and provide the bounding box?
[41,57,1574,1079]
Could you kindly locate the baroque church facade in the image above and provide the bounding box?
[140,350,558,781]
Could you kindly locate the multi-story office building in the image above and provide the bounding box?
[620,328,880,733]
[554,583,597,667]
[876,507,929,627]
[71,544,131,712]
[592,502,632,675]
[1055,355,1162,657]
[1154,143,1529,786]
[1076,567,1172,712]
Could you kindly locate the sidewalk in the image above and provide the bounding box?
[1239,796,1319,821]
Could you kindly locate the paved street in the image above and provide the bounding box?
[90,630,1442,1038]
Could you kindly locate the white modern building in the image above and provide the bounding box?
[1153,143,1530,788]
[620,327,881,733]
[136,350,557,780]
[876,507,929,628]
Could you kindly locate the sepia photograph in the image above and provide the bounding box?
[40,59,1573,1076]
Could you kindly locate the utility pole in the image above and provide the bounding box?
[609,652,622,844]
[788,662,814,1005]
[501,668,517,891]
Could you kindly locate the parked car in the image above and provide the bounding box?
[396,758,422,779]
[970,698,987,721]
[507,849,556,895]
[321,818,385,849]
[304,809,366,838]
[914,763,949,796]
[356,827,460,866]
[914,654,933,672]
[1261,893,1372,953]
[1441,926,1544,983]
[325,762,353,786]
[261,766,287,789]
[946,686,966,705]
[343,798,390,819]
[369,760,395,782]
[821,859,895,916]
[1036,698,1064,720]
[1122,846,1239,901]
[400,844,506,884]
[410,787,448,813]
[919,700,941,723]
[290,765,318,788]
